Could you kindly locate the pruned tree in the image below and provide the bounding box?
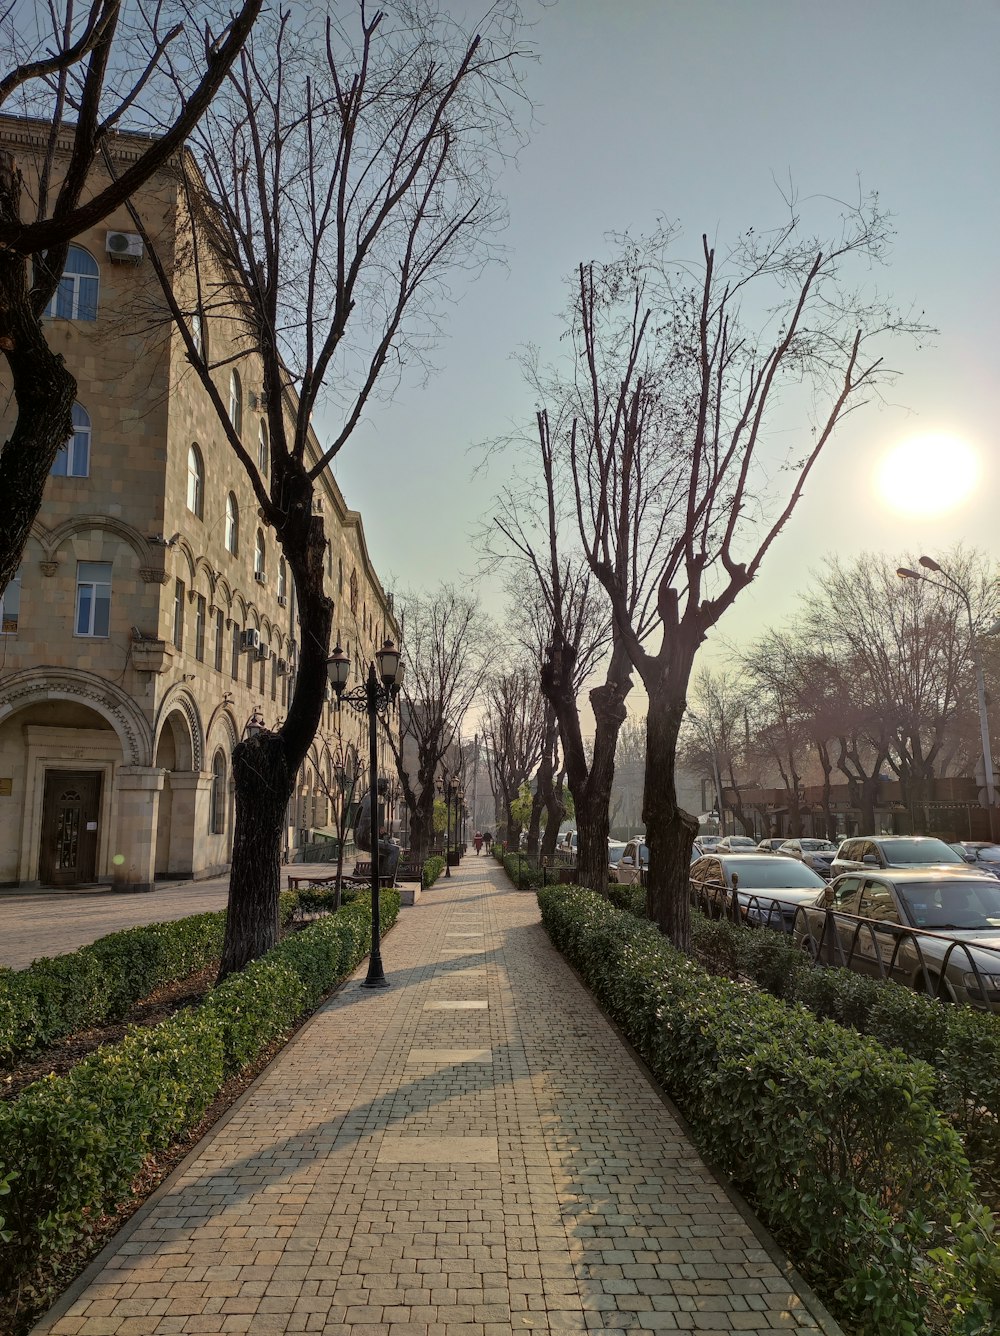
[488,403,629,892]
[480,660,545,845]
[682,668,755,835]
[0,0,263,596]
[384,585,492,864]
[113,3,528,974]
[540,199,926,948]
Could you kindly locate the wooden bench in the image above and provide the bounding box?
[287,872,339,891]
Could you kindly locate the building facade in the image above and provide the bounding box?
[0,118,398,889]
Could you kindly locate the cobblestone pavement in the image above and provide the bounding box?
[36,859,832,1336]
[0,866,343,969]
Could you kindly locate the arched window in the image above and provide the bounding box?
[350,568,358,614]
[225,492,239,554]
[229,370,243,435]
[254,529,266,581]
[338,558,343,594]
[257,420,268,476]
[278,557,287,603]
[209,750,227,834]
[43,245,99,320]
[186,443,204,517]
[52,402,91,477]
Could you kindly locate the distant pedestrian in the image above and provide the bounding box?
[483,831,493,851]
[474,832,483,855]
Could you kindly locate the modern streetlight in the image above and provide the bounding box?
[326,638,404,988]
[897,557,999,840]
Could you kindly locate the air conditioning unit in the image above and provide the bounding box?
[254,644,271,662]
[240,627,261,652]
[277,595,287,607]
[105,230,144,261]
[254,571,265,585]
[276,657,288,675]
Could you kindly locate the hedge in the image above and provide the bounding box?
[422,855,446,887]
[538,885,1000,1336]
[690,912,1000,1206]
[0,889,399,1289]
[0,892,299,1069]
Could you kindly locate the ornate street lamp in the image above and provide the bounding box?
[326,638,404,988]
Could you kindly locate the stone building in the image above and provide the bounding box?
[0,117,398,889]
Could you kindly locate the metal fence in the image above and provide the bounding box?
[690,876,1000,1014]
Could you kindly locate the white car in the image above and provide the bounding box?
[616,839,649,886]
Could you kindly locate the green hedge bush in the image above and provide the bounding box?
[0,889,398,1289]
[691,911,1000,1205]
[0,892,299,1069]
[538,885,1000,1335]
[422,855,446,887]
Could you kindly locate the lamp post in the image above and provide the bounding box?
[897,557,999,840]
[327,638,404,988]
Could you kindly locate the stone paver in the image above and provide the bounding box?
[35,860,834,1335]
[0,865,337,969]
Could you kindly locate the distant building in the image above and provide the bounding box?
[0,117,397,889]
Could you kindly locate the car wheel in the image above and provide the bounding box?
[800,937,819,962]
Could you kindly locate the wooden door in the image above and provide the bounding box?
[39,771,102,886]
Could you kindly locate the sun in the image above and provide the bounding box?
[875,432,980,515]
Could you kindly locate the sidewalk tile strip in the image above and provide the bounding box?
[34,859,833,1336]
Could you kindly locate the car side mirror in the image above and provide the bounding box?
[622,856,633,866]
[822,887,834,907]
[862,853,877,865]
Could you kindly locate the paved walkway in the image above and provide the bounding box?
[0,866,340,970]
[36,859,833,1336]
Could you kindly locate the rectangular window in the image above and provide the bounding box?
[1,567,21,633]
[245,640,253,686]
[214,608,224,672]
[173,579,185,650]
[231,624,240,679]
[195,594,206,662]
[75,561,111,637]
[271,654,277,702]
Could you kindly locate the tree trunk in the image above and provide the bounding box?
[218,733,291,977]
[541,635,631,896]
[219,470,331,978]
[0,161,76,595]
[643,683,698,951]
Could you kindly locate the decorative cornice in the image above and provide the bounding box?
[38,561,58,577]
[139,568,171,585]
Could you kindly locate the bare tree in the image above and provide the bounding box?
[0,0,263,596]
[542,200,926,947]
[489,405,630,892]
[480,660,545,846]
[312,735,365,906]
[114,4,528,973]
[383,585,491,864]
[682,669,756,835]
[804,549,999,816]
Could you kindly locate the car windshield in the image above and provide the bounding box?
[725,858,825,888]
[800,839,835,851]
[727,838,755,846]
[878,838,963,865]
[897,879,1000,931]
[973,846,1000,863]
[608,845,626,864]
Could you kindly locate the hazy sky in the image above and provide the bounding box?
[329,0,1000,707]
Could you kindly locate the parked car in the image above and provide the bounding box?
[694,834,722,854]
[795,868,1000,1008]
[828,835,982,879]
[557,830,577,856]
[690,854,826,931]
[616,839,649,886]
[607,840,628,882]
[950,842,1000,879]
[778,838,838,879]
[715,835,758,852]
[757,837,789,853]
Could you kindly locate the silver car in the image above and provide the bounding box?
[690,854,826,932]
[778,838,838,879]
[795,869,1000,1008]
[616,839,649,886]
